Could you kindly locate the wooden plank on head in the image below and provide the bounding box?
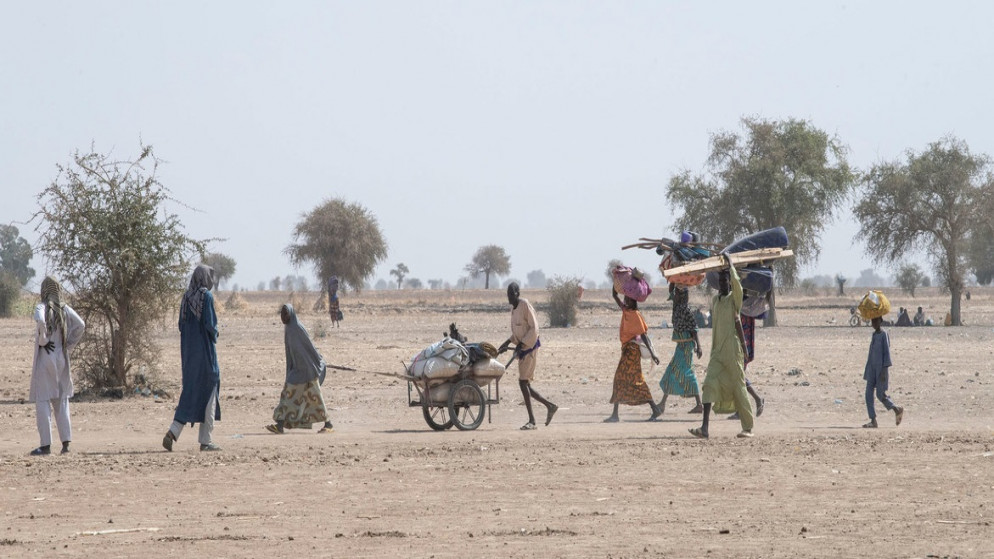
[662,248,793,277]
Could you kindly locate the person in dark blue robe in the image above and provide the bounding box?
[162,264,222,452]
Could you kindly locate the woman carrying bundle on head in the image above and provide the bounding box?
[605,269,663,423]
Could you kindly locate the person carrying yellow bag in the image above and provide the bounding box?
[858,291,904,428]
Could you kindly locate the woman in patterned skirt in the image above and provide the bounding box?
[605,280,663,422]
[266,304,333,434]
[658,282,703,414]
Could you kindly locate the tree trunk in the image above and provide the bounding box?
[947,247,963,326]
[313,285,327,312]
[484,273,491,289]
[112,324,128,388]
[950,286,962,326]
[763,289,778,327]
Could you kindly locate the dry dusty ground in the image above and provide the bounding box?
[1,286,993,558]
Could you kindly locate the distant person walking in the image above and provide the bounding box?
[498,282,557,430]
[658,283,703,414]
[328,276,341,328]
[690,263,754,439]
[266,303,333,434]
[162,264,222,452]
[29,276,85,456]
[862,316,904,428]
[605,282,663,423]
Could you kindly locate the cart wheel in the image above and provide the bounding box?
[448,379,486,431]
[849,314,860,327]
[422,401,454,431]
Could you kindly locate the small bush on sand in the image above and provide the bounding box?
[312,320,328,339]
[225,291,247,311]
[289,291,304,312]
[547,275,583,327]
[0,272,21,318]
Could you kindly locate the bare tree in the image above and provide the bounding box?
[32,144,206,389]
[464,245,511,289]
[835,275,846,296]
[204,252,236,290]
[285,197,388,295]
[667,117,856,326]
[855,137,994,325]
[390,263,409,289]
[526,269,547,289]
[895,264,925,297]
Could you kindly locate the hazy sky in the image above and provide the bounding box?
[3,2,992,291]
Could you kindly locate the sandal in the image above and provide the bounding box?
[862,420,878,428]
[687,404,703,414]
[756,398,765,417]
[265,424,284,434]
[200,443,222,452]
[602,416,619,423]
[894,406,904,426]
[317,426,334,434]
[520,422,537,430]
[688,427,708,439]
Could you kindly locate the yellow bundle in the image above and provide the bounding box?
[858,290,891,320]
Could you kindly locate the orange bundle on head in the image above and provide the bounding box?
[659,254,705,287]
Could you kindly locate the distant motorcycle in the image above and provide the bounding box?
[848,306,870,327]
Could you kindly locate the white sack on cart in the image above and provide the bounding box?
[423,357,462,379]
[470,358,506,382]
[408,337,469,372]
[409,356,462,379]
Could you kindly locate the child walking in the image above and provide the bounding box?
[863,316,904,428]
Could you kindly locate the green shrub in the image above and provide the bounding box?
[546,275,583,327]
[0,272,21,318]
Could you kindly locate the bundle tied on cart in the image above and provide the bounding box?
[407,337,469,380]
[407,337,506,403]
[404,333,507,431]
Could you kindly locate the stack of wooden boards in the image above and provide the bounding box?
[663,247,794,278]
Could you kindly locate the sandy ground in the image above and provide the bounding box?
[1,287,993,558]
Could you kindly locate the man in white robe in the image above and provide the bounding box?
[29,276,85,456]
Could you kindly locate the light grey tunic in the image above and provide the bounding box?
[29,303,85,401]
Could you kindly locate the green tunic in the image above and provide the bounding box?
[701,266,754,430]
